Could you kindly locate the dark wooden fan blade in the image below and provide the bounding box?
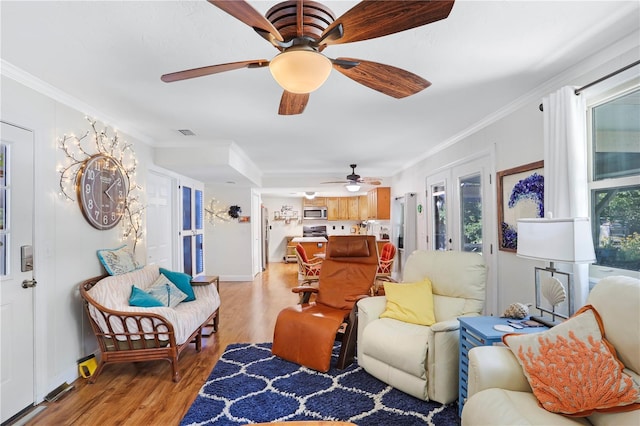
[279,91,309,115]
[161,60,269,83]
[320,0,454,46]
[333,58,431,98]
[208,0,283,42]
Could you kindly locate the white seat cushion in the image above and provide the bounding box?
[361,317,430,378]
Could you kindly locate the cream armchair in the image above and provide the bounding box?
[357,250,487,404]
[461,275,640,426]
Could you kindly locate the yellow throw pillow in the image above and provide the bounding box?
[380,279,435,326]
[503,305,640,416]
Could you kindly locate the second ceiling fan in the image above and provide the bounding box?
[161,0,455,115]
[322,164,382,192]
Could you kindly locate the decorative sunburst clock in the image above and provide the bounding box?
[58,117,144,249]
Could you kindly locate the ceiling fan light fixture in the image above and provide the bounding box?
[304,191,317,199]
[269,47,332,94]
[345,183,361,192]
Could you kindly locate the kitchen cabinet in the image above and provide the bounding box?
[347,197,359,220]
[367,187,391,220]
[338,198,349,219]
[327,197,340,220]
[359,195,369,220]
[327,196,360,221]
[303,197,327,207]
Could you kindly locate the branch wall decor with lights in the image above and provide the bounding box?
[58,117,144,251]
[205,200,244,225]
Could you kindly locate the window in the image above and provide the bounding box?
[588,85,640,276]
[460,174,483,253]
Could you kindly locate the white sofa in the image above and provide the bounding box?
[357,250,487,404]
[80,264,221,383]
[462,275,640,425]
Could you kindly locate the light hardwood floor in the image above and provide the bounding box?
[24,262,301,426]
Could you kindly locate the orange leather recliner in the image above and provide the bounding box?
[272,235,379,372]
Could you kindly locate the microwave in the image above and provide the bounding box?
[303,206,328,220]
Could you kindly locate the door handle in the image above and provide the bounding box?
[22,279,37,288]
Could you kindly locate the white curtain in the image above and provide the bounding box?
[542,86,590,309]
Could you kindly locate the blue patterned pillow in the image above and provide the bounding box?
[97,245,139,275]
[159,268,195,302]
[129,285,163,307]
[147,274,188,308]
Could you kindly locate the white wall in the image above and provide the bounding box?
[204,184,253,280]
[1,76,153,400]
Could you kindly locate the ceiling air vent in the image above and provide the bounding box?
[177,129,195,136]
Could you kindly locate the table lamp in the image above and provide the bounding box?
[516,216,596,327]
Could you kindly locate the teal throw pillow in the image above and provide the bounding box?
[159,268,195,302]
[147,274,188,308]
[129,285,163,307]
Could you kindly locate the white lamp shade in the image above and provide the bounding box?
[517,217,596,263]
[269,49,332,94]
[345,183,360,192]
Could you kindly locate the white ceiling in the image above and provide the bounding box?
[2,1,639,197]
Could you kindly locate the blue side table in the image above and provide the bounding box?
[458,316,548,416]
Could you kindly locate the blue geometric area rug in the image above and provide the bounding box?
[181,343,460,425]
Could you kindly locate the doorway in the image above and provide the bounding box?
[146,170,177,269]
[425,153,497,314]
[181,181,204,277]
[1,122,35,423]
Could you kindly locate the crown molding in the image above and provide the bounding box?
[396,29,640,175]
[1,59,154,145]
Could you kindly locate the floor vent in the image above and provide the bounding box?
[44,382,74,402]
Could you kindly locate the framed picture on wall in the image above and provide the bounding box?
[497,160,544,252]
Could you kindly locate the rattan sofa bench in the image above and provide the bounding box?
[79,264,220,383]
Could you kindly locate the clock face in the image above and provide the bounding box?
[77,154,128,230]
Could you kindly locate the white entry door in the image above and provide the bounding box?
[1,122,35,422]
[146,170,176,269]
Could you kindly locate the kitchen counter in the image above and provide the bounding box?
[291,237,328,243]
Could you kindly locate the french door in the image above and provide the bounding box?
[426,154,497,314]
[181,181,204,277]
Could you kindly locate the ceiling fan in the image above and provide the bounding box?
[161,0,455,115]
[322,164,382,191]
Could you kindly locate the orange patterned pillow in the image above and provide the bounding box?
[503,305,640,416]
